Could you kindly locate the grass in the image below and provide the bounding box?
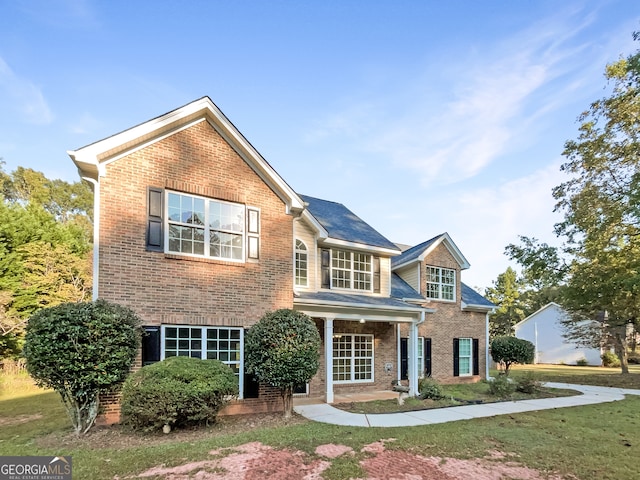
[1,365,640,479]
[504,363,640,389]
[335,381,579,414]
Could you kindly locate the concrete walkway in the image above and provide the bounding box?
[293,383,640,428]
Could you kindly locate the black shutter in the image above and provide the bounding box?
[400,338,408,380]
[373,256,381,293]
[147,187,164,251]
[453,338,460,377]
[321,249,330,289]
[141,326,161,365]
[473,338,480,376]
[425,338,432,377]
[244,373,260,398]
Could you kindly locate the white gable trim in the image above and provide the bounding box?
[393,233,470,271]
[68,97,304,214]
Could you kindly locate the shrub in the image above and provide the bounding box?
[120,356,238,432]
[601,351,621,368]
[490,336,535,375]
[487,373,515,398]
[418,377,443,400]
[23,300,141,435]
[245,309,321,418]
[515,371,541,394]
[576,358,589,366]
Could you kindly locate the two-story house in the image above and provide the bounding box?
[68,97,493,422]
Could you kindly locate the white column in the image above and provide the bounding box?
[324,317,334,403]
[485,312,490,378]
[408,320,418,396]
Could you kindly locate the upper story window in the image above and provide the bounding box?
[426,266,455,301]
[331,249,372,291]
[295,239,308,287]
[321,248,380,293]
[161,191,259,261]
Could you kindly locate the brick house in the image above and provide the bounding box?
[68,97,494,420]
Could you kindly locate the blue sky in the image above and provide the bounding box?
[0,0,638,291]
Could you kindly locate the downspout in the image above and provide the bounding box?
[83,176,100,301]
[485,311,490,379]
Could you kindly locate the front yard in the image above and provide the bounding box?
[1,365,639,479]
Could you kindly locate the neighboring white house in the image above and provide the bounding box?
[514,302,603,366]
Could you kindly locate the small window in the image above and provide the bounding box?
[458,338,472,376]
[331,249,372,291]
[295,240,308,287]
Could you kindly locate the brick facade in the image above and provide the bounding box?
[96,119,294,421]
[399,242,487,384]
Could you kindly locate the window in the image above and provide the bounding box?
[426,266,455,301]
[330,249,372,291]
[295,239,308,287]
[457,338,472,376]
[166,191,258,261]
[162,325,243,381]
[333,334,373,383]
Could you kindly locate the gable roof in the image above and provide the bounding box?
[513,302,565,329]
[461,283,495,312]
[67,96,304,215]
[391,232,470,270]
[300,194,401,254]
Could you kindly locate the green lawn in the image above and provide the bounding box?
[503,363,640,389]
[1,367,640,479]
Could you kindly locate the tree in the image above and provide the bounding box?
[507,34,640,374]
[484,267,526,338]
[23,300,142,435]
[244,309,321,418]
[490,336,535,376]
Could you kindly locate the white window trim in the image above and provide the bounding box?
[165,190,259,263]
[426,265,456,302]
[458,337,473,377]
[160,325,245,398]
[295,239,308,287]
[417,336,425,379]
[332,333,374,384]
[330,249,373,292]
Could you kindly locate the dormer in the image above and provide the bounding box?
[293,195,401,297]
[391,233,470,304]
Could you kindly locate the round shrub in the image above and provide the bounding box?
[23,300,142,435]
[601,351,621,368]
[120,356,239,432]
[490,336,535,375]
[418,377,443,400]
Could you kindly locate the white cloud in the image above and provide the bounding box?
[0,57,54,125]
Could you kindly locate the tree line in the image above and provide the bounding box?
[485,33,640,374]
[0,161,93,359]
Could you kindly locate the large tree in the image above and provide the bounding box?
[507,35,640,374]
[0,162,92,358]
[484,267,526,338]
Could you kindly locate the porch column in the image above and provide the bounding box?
[408,320,419,396]
[324,317,334,403]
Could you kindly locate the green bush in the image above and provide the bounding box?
[515,371,541,394]
[490,336,535,375]
[418,377,443,400]
[576,358,589,366]
[23,300,142,435]
[601,351,621,368]
[120,356,238,432]
[487,373,515,398]
[245,309,321,418]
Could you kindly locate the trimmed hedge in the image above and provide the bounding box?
[120,356,238,432]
